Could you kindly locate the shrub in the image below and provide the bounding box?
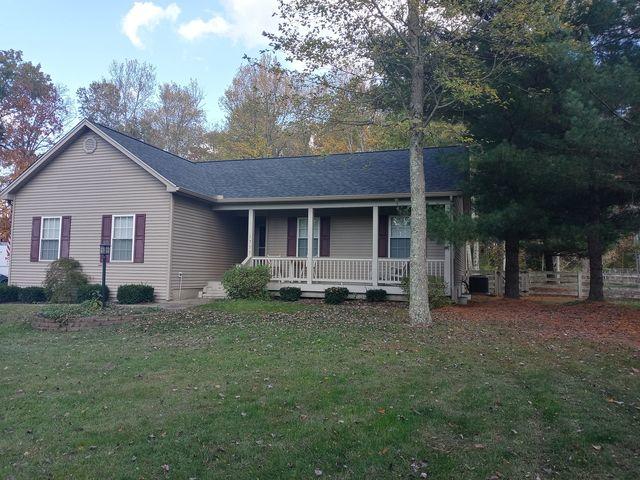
[0,285,21,303]
[324,287,350,304]
[117,284,154,304]
[279,286,302,302]
[222,265,271,299]
[365,289,387,302]
[78,284,110,303]
[39,300,101,324]
[401,275,452,309]
[43,258,88,303]
[19,286,47,303]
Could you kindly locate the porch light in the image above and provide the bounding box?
[100,243,111,257]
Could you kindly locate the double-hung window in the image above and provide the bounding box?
[111,215,135,262]
[40,217,61,261]
[297,217,319,257]
[389,215,411,258]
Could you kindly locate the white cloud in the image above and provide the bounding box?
[178,0,278,47]
[178,16,230,41]
[122,2,181,48]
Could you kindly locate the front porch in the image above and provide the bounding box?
[215,201,455,298]
[247,256,446,295]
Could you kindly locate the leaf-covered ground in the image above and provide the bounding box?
[1,298,639,479]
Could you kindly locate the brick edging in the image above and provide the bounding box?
[31,315,129,332]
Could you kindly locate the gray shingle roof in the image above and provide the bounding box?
[94,123,466,201]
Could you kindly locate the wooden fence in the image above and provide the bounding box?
[469,270,640,299]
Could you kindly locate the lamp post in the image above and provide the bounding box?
[99,243,110,309]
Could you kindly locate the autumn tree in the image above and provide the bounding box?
[77,59,156,138]
[77,59,209,160]
[212,53,311,159]
[269,0,559,324]
[142,80,207,159]
[0,50,68,239]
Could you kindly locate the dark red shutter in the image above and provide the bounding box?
[100,215,112,263]
[320,216,330,257]
[30,217,41,262]
[378,215,388,258]
[60,216,71,258]
[286,217,297,257]
[133,214,146,263]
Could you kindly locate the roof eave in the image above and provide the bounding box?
[209,191,464,205]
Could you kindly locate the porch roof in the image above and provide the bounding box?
[95,123,466,201]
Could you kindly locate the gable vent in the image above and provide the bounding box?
[83,136,97,154]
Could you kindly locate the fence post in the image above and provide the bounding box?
[577,271,582,298]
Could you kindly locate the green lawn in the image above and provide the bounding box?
[0,300,638,479]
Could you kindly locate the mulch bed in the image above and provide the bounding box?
[438,296,640,349]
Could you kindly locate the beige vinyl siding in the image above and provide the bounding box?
[10,132,171,299]
[330,214,372,258]
[170,194,246,298]
[265,212,446,259]
[265,214,288,256]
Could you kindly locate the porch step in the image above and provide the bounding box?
[199,281,227,299]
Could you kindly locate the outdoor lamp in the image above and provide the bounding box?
[100,243,111,308]
[100,243,111,257]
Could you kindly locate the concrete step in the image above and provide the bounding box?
[199,281,227,299]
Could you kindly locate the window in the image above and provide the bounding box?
[297,217,319,257]
[389,215,411,258]
[111,215,135,262]
[40,217,61,261]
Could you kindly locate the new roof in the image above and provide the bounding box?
[2,120,466,203]
[94,123,466,201]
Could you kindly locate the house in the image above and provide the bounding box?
[0,119,468,301]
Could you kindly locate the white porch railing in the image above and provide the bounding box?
[249,257,445,286]
[313,258,373,283]
[251,257,307,282]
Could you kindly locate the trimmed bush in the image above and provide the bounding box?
[365,289,387,302]
[0,285,21,303]
[43,258,88,303]
[401,275,451,309]
[117,284,154,304]
[78,284,110,303]
[19,286,47,304]
[222,265,271,299]
[279,286,302,302]
[324,287,350,304]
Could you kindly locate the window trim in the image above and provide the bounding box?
[110,214,136,263]
[296,216,320,258]
[39,216,62,262]
[388,215,411,260]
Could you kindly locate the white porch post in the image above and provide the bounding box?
[444,245,452,297]
[247,208,255,259]
[372,206,379,287]
[307,207,314,284]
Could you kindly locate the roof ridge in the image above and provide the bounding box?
[194,145,465,164]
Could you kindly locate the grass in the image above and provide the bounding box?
[0,301,639,479]
[197,298,317,314]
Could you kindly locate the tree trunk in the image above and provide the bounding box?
[504,234,520,299]
[587,227,604,301]
[543,253,555,271]
[407,0,431,325]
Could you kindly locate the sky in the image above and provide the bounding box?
[0,0,280,124]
